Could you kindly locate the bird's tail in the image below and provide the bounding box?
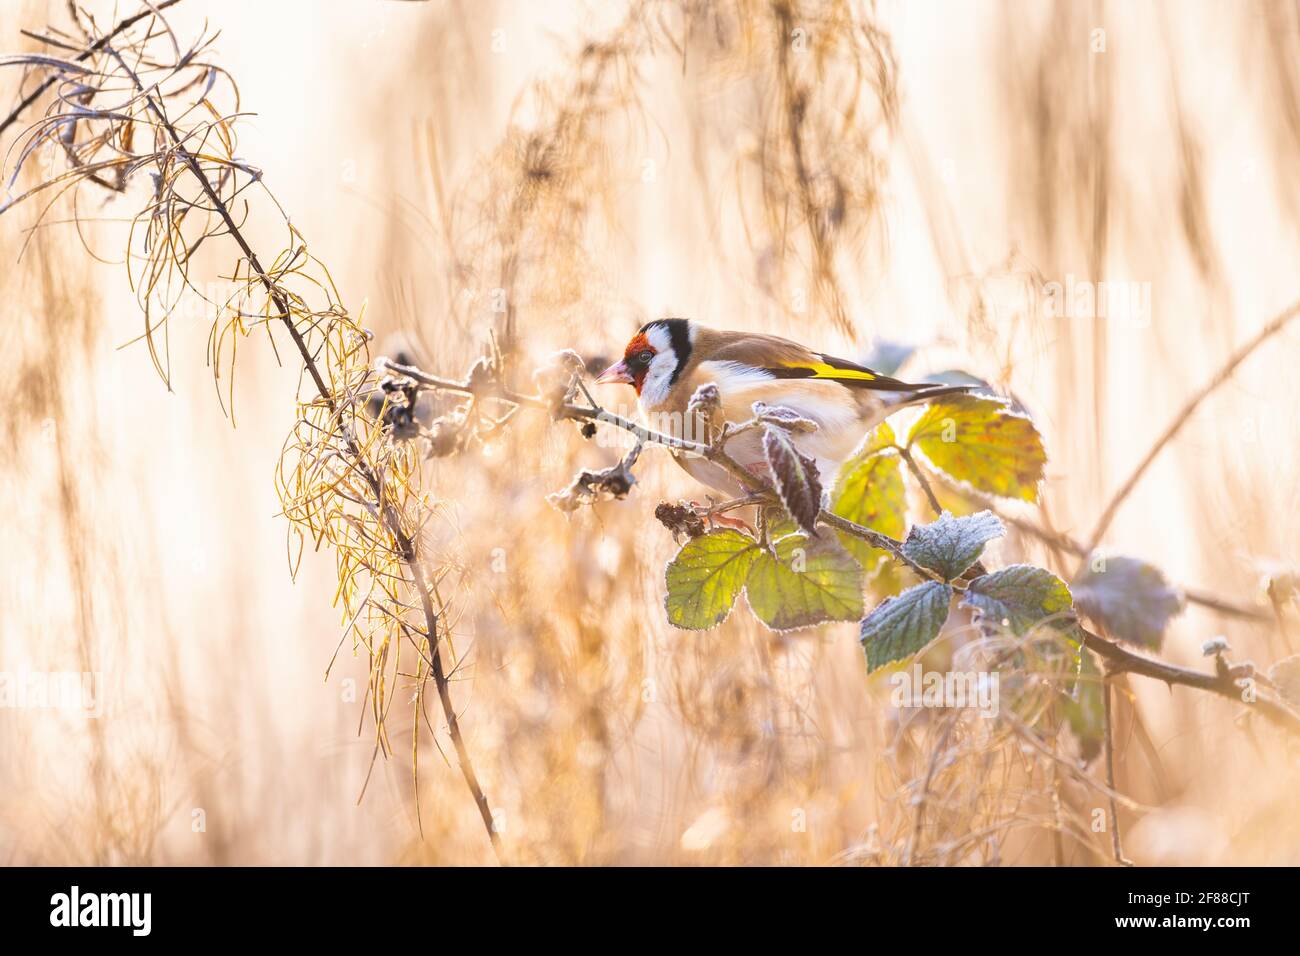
[884,382,977,409]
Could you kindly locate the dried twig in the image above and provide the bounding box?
[926,467,1270,622]
[0,0,184,140]
[1100,670,1133,866]
[1085,298,1300,554]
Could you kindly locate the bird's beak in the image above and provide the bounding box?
[594,360,634,385]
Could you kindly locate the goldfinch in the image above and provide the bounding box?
[595,318,971,496]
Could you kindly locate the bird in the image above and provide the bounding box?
[594,318,972,498]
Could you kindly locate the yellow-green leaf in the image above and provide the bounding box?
[744,534,863,632]
[830,422,905,569]
[908,396,1046,502]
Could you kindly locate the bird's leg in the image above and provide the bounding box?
[710,511,754,534]
[688,496,756,535]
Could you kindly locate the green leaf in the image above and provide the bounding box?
[665,530,760,630]
[861,580,954,671]
[900,510,1005,581]
[829,423,905,568]
[960,564,1076,637]
[1061,649,1104,761]
[744,533,864,632]
[1071,556,1184,649]
[908,395,1046,503]
[762,425,823,535]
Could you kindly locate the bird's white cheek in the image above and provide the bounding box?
[637,355,677,410]
[639,373,670,409]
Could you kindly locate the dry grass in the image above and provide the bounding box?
[1,0,1299,866]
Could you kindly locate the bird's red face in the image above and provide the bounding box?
[595,332,656,395]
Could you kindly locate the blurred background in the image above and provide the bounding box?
[1,0,1298,865]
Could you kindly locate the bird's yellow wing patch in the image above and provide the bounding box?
[763,352,920,388]
[771,359,880,382]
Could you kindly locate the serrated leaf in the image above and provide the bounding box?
[900,510,1005,581]
[1071,556,1184,649]
[829,422,905,569]
[665,529,760,630]
[908,395,1046,503]
[961,564,1076,637]
[744,533,863,632]
[763,425,822,535]
[861,580,954,671]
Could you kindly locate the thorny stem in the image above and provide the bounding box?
[102,44,504,861]
[1081,626,1300,734]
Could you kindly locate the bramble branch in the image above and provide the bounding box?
[380,350,1300,742]
[1081,627,1300,735]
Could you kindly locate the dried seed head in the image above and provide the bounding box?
[655,502,706,541]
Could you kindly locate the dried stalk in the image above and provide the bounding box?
[1086,298,1300,554]
[1,1,504,862]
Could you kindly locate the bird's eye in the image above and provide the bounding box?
[638,350,654,365]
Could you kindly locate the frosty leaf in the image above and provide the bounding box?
[961,565,1077,637]
[900,510,1005,581]
[829,423,905,569]
[763,425,822,535]
[861,580,954,672]
[744,533,863,632]
[665,530,760,630]
[908,395,1046,503]
[1072,556,1184,649]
